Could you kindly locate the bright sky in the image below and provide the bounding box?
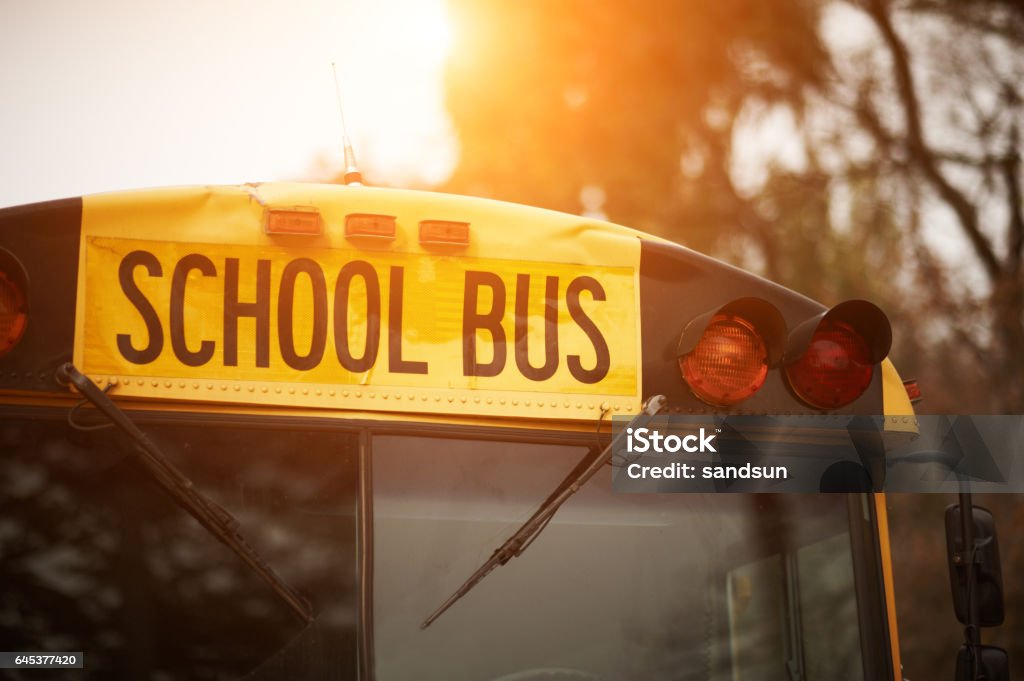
[0,0,458,208]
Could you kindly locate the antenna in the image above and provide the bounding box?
[331,62,363,186]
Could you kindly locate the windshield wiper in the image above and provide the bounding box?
[420,394,667,629]
[57,363,314,624]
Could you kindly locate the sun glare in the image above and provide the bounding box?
[393,1,454,68]
[338,0,458,185]
[353,0,454,78]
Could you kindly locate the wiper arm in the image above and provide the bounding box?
[57,363,313,624]
[420,394,666,629]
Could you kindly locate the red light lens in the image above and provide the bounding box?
[0,270,27,357]
[786,319,873,409]
[680,314,768,406]
[904,379,922,403]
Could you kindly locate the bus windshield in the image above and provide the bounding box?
[1,411,890,681]
[373,435,881,681]
[0,415,360,680]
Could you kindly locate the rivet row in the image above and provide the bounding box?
[89,376,621,412]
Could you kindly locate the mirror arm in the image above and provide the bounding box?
[957,491,982,675]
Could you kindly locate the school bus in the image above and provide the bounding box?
[0,182,917,680]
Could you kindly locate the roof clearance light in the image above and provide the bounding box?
[264,207,322,235]
[904,379,922,404]
[420,220,470,245]
[786,319,873,409]
[680,314,768,406]
[345,213,397,239]
[0,270,27,358]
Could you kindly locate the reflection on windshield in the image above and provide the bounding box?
[0,416,359,680]
[373,436,866,681]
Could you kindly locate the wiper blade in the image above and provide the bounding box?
[420,394,666,629]
[57,363,313,624]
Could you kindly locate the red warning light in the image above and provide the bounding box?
[680,314,768,406]
[786,319,874,409]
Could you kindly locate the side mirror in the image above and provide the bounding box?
[945,505,1004,626]
[955,645,1008,681]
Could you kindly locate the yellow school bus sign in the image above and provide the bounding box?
[75,184,642,419]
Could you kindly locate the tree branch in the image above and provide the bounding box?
[865,0,1004,282]
[1004,124,1024,274]
[935,150,1016,169]
[907,0,1024,46]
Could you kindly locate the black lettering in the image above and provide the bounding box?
[462,271,506,377]
[170,254,216,367]
[223,258,271,367]
[116,250,164,364]
[278,258,328,371]
[566,276,610,384]
[514,274,558,381]
[334,261,380,372]
[388,267,428,374]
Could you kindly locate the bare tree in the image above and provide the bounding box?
[852,0,1024,411]
[438,0,1023,410]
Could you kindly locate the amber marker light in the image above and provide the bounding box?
[785,318,874,409]
[345,213,397,239]
[264,207,322,235]
[680,314,769,406]
[419,220,470,245]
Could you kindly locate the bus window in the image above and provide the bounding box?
[726,535,862,681]
[727,555,788,679]
[372,435,879,681]
[797,534,863,679]
[0,416,359,680]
